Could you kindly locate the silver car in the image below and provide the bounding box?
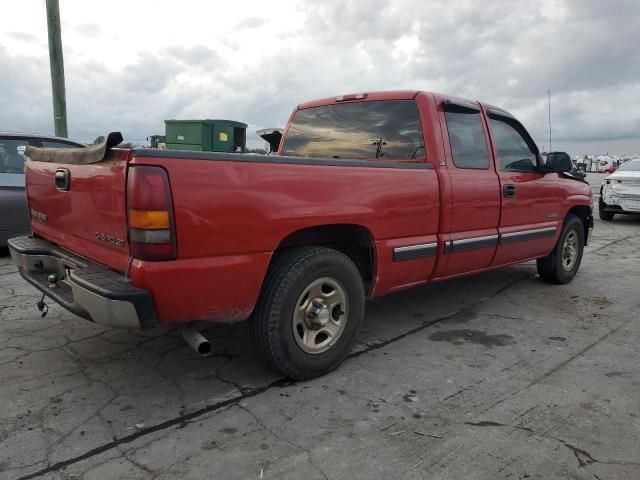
[0,133,84,246]
[599,158,640,221]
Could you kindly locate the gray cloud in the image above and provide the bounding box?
[235,16,267,29]
[165,45,224,69]
[1,0,639,154]
[7,32,40,43]
[74,23,102,38]
[0,46,53,135]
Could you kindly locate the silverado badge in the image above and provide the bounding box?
[30,209,48,223]
[95,232,126,247]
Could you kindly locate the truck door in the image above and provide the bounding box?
[486,109,561,266]
[437,99,501,277]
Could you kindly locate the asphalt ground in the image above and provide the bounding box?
[1,172,638,479]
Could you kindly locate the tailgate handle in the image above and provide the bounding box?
[54,168,70,191]
[503,184,516,198]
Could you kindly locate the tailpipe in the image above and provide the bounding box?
[182,324,213,357]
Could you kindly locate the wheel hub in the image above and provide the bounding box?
[307,299,331,328]
[292,277,348,355]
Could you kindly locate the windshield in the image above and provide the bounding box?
[617,159,640,172]
[0,138,28,174]
[281,100,425,160]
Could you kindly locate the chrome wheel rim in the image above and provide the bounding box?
[561,230,579,271]
[292,277,348,355]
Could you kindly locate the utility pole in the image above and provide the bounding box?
[548,89,552,152]
[46,0,68,138]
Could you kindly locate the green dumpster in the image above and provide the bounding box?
[164,119,247,153]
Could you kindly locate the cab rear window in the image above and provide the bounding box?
[281,100,425,161]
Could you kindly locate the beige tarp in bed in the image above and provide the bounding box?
[25,132,123,165]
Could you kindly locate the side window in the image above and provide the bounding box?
[0,139,29,174]
[444,111,490,169]
[490,118,538,171]
[40,140,79,149]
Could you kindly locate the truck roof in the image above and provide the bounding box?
[297,90,514,118]
[298,91,420,110]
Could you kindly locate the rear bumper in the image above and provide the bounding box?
[8,236,157,329]
[600,202,640,215]
[601,189,640,213]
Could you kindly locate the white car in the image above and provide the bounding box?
[599,158,640,220]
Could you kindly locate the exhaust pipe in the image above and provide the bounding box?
[182,324,213,356]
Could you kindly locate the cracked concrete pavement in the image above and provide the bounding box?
[1,192,639,479]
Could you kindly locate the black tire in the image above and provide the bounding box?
[250,246,365,380]
[599,198,615,221]
[537,215,585,284]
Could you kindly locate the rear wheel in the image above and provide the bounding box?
[251,246,365,380]
[537,215,585,284]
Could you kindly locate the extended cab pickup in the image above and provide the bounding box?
[9,91,593,379]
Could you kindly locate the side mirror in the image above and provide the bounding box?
[546,152,573,173]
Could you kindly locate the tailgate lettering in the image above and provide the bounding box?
[95,232,126,247]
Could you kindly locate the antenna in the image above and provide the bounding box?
[548,89,552,152]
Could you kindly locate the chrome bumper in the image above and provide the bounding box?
[8,236,157,329]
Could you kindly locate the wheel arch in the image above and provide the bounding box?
[272,224,377,295]
[566,204,592,245]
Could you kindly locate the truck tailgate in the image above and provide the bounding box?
[26,149,131,273]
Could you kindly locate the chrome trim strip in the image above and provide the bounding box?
[393,242,438,261]
[450,234,499,253]
[500,226,557,245]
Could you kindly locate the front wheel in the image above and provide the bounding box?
[250,247,365,380]
[537,215,585,284]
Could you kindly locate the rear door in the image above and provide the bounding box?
[436,99,501,277]
[486,109,560,266]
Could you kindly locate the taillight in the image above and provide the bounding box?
[127,166,177,260]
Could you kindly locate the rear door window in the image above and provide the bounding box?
[282,100,425,161]
[444,111,490,169]
[0,138,29,174]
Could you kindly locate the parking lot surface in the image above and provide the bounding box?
[1,195,639,479]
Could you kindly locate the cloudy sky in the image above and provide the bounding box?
[1,0,639,154]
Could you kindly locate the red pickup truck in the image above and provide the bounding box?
[9,91,593,379]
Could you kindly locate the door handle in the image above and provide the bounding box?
[54,168,70,191]
[503,184,516,198]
